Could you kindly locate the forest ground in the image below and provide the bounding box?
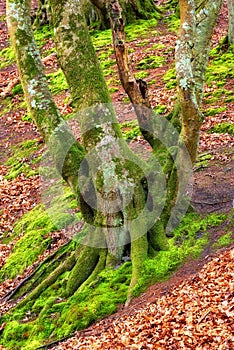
[0,0,233,349]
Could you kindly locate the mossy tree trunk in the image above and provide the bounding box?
[175,0,223,163]
[5,0,222,324]
[6,0,166,306]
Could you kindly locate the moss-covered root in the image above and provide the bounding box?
[66,246,101,296]
[126,234,148,306]
[17,252,76,309]
[148,220,169,251]
[75,249,107,294]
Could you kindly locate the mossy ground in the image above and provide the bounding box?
[4,139,41,180]
[0,210,228,350]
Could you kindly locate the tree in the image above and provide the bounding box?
[227,0,234,44]
[4,0,223,344]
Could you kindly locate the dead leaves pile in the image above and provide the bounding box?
[52,248,234,350]
[0,171,39,238]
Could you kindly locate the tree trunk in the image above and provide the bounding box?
[175,0,223,163]
[227,0,234,44]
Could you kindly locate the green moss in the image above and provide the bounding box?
[21,113,33,122]
[47,69,69,94]
[97,49,114,61]
[136,39,150,47]
[154,104,167,114]
[212,232,234,249]
[147,79,156,85]
[109,87,119,93]
[107,77,120,86]
[120,120,141,141]
[125,18,159,42]
[152,43,166,50]
[163,67,177,89]
[208,122,234,135]
[137,55,165,69]
[132,212,226,296]
[204,106,226,116]
[164,13,180,32]
[103,68,115,77]
[204,96,219,104]
[194,153,212,170]
[34,24,52,48]
[1,210,228,349]
[0,180,80,282]
[206,46,234,86]
[91,29,112,49]
[135,70,149,79]
[0,46,15,69]
[4,139,41,180]
[11,83,24,96]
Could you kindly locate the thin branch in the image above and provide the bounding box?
[107,0,158,149]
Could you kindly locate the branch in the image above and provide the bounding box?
[107,0,158,149]
[6,0,84,194]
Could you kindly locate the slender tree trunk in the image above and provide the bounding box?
[227,0,234,44]
[176,0,223,163]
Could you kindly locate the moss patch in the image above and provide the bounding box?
[212,232,234,249]
[137,55,165,69]
[47,69,69,94]
[132,212,226,296]
[205,45,234,86]
[0,205,55,281]
[34,24,53,49]
[4,139,41,180]
[204,106,226,117]
[208,122,234,135]
[0,46,15,69]
[135,71,149,79]
[163,67,176,89]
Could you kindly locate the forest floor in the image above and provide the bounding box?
[0,0,234,349]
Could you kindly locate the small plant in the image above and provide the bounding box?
[164,13,180,32]
[125,18,159,41]
[152,43,166,50]
[136,39,150,47]
[109,87,119,93]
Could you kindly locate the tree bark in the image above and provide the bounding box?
[175,0,223,163]
[227,0,234,44]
